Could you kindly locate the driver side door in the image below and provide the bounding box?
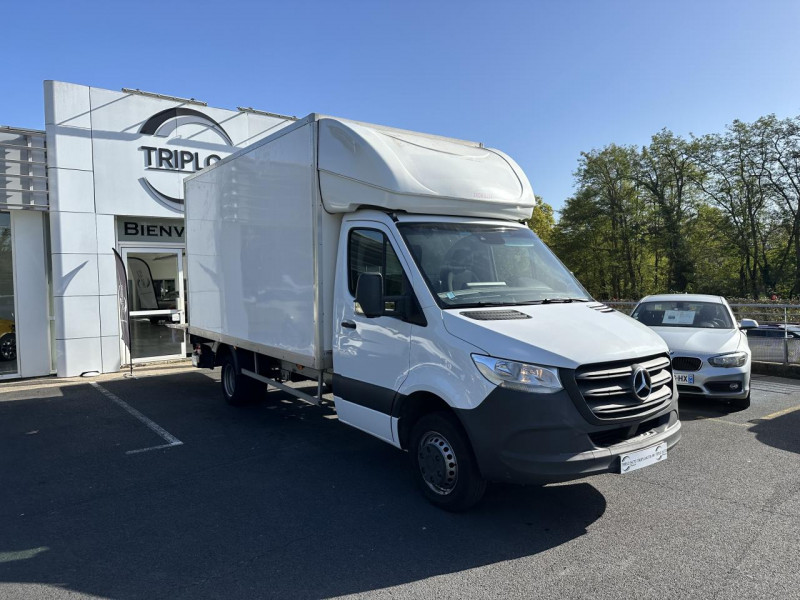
[333,223,416,446]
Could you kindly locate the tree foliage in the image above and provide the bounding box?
[528,196,555,245]
[545,114,800,300]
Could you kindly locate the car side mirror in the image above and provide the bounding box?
[355,273,384,318]
[739,319,759,330]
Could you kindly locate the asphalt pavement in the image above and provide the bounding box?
[1,364,799,599]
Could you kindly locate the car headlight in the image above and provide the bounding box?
[707,351,748,368]
[472,354,562,393]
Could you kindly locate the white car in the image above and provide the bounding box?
[631,294,758,409]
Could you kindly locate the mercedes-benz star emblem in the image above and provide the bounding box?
[631,365,652,401]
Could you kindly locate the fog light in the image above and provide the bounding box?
[729,383,740,391]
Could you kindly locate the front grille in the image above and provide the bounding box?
[574,354,673,421]
[673,356,702,371]
[589,413,670,448]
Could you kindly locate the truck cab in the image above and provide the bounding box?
[331,211,680,509]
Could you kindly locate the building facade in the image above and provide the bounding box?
[0,81,294,378]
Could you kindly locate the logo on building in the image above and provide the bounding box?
[138,107,233,212]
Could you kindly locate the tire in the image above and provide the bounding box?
[729,392,751,411]
[409,411,487,512]
[220,352,259,406]
[0,335,15,361]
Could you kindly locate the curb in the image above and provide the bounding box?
[752,361,800,380]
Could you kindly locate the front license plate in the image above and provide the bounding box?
[619,442,668,474]
[675,372,694,384]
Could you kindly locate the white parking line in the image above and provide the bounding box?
[89,381,183,454]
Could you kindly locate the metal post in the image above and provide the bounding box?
[784,307,789,365]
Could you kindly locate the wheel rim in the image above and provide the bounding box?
[417,430,458,495]
[223,363,236,397]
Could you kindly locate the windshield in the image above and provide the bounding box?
[631,300,734,329]
[396,222,591,309]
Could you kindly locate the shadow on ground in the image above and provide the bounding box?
[749,409,800,455]
[676,396,747,421]
[0,371,607,599]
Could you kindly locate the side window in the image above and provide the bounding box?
[349,228,422,322]
[385,242,405,296]
[348,228,407,297]
[348,229,385,295]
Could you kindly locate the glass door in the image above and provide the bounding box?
[0,212,17,376]
[121,247,186,363]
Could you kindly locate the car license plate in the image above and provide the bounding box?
[675,372,694,384]
[619,442,668,474]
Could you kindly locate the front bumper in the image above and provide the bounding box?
[675,364,750,400]
[456,387,681,485]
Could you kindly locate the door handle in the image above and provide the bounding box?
[341,320,357,329]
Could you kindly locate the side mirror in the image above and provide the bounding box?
[355,273,384,318]
[739,319,759,330]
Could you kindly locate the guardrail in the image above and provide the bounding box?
[600,300,800,366]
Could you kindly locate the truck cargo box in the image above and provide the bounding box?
[184,114,535,370]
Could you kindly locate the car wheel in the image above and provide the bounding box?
[220,352,260,406]
[409,411,487,512]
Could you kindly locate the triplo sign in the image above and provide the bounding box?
[137,107,233,212]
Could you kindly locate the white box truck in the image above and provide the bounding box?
[185,114,681,510]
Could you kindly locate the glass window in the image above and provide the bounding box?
[0,212,17,374]
[125,251,184,360]
[397,222,590,309]
[348,229,411,318]
[631,300,734,329]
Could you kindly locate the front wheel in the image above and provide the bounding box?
[409,412,487,512]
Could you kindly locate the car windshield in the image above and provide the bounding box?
[397,222,591,309]
[631,300,734,329]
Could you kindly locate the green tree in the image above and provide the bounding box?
[573,145,650,298]
[551,189,612,297]
[527,196,555,245]
[758,115,800,296]
[687,203,741,295]
[691,122,773,298]
[635,130,700,292]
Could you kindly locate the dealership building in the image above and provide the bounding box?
[0,81,295,378]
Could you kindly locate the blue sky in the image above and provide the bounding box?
[4,0,800,214]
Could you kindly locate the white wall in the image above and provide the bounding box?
[44,81,294,376]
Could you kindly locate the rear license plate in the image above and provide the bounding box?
[619,442,668,474]
[675,372,694,384]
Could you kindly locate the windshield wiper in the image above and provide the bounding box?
[514,298,590,305]
[541,298,589,304]
[451,298,590,309]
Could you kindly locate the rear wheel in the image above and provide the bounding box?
[409,411,486,512]
[220,352,260,405]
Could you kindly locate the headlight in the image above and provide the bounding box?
[472,354,562,393]
[707,351,748,368]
